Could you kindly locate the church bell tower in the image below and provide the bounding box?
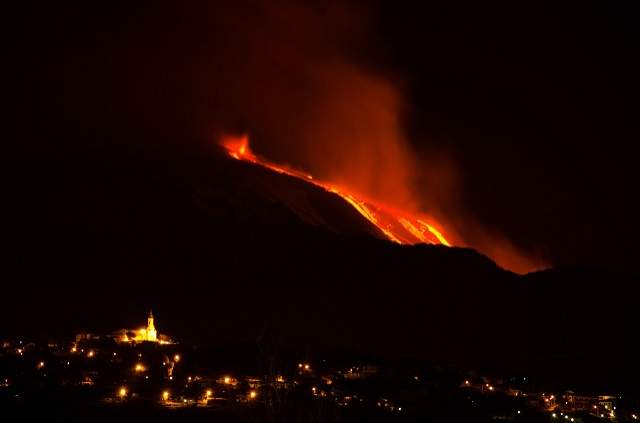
[146,310,157,342]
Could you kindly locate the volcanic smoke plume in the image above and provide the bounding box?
[37,1,546,273]
[200,1,545,273]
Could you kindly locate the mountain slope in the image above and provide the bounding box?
[4,141,638,392]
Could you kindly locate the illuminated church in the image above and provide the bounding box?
[110,310,175,345]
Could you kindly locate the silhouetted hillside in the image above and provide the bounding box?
[4,140,638,393]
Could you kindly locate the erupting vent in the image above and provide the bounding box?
[221,135,451,247]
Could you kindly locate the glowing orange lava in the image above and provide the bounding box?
[221,135,452,247]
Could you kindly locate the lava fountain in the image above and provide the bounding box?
[221,135,451,247]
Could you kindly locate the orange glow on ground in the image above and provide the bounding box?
[221,135,452,247]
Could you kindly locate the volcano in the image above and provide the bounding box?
[5,139,639,393]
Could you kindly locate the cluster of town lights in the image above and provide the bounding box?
[113,372,255,404]
[11,335,638,418]
[157,388,217,403]
[552,413,575,422]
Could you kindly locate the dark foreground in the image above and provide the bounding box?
[0,398,539,423]
[6,392,635,423]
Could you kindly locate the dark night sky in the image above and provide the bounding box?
[11,0,640,272]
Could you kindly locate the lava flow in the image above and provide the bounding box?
[221,135,451,247]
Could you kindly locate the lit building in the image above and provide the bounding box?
[74,310,174,345]
[108,310,175,344]
[135,310,157,342]
[341,364,378,380]
[562,391,616,413]
[75,331,100,343]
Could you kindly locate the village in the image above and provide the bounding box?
[1,312,639,422]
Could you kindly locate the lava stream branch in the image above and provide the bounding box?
[221,135,451,248]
